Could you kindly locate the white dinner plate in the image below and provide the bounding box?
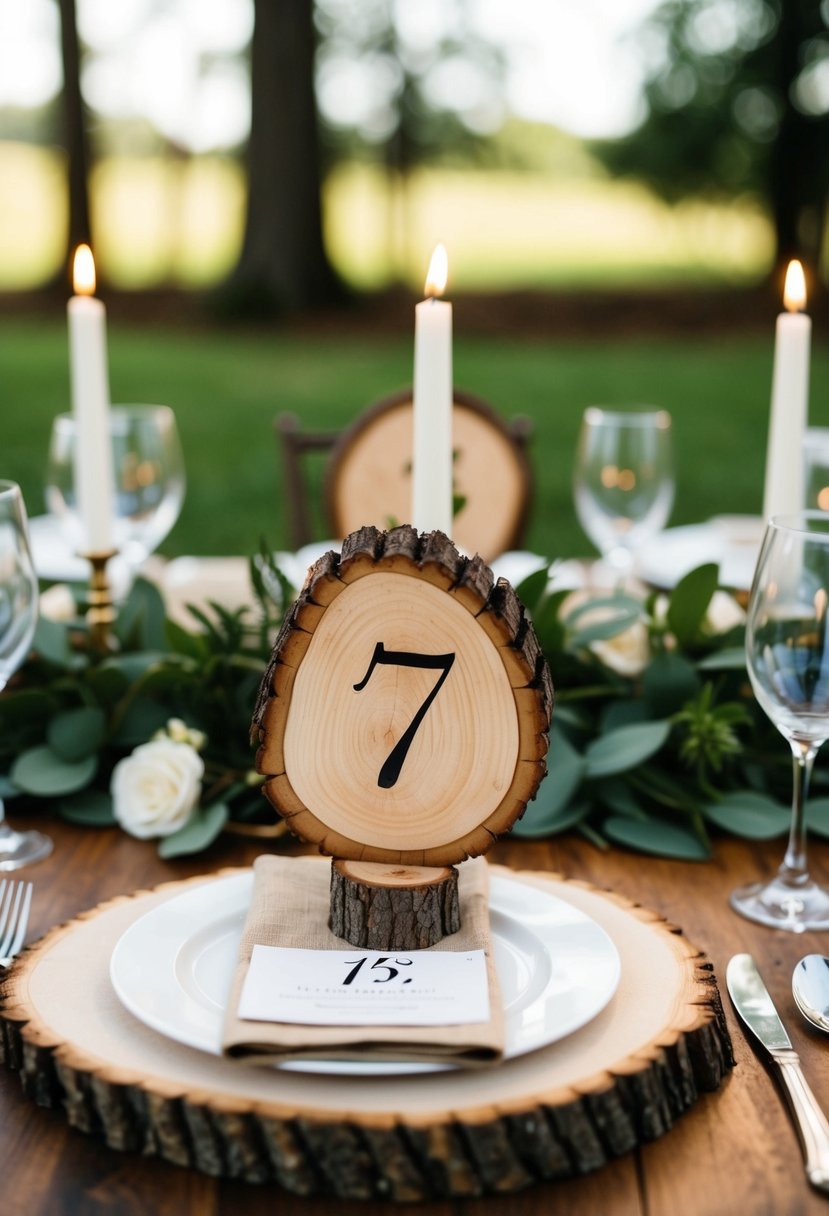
[267,541,336,593]
[110,870,620,1076]
[636,518,763,591]
[489,551,548,587]
[28,514,90,582]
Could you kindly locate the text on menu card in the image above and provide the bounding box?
[237,945,490,1026]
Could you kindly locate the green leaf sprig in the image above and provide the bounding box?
[0,568,289,858]
[513,561,788,860]
[0,551,801,863]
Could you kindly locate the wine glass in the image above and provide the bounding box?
[732,511,829,930]
[0,482,53,869]
[45,405,185,567]
[573,408,674,582]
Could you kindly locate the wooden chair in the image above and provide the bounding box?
[275,388,533,562]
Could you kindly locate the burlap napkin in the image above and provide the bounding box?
[221,854,504,1066]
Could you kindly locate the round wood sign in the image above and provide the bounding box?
[253,525,553,866]
[325,390,532,562]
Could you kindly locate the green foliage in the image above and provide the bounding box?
[806,799,829,838]
[512,726,587,837]
[516,565,793,859]
[48,707,106,762]
[0,549,809,862]
[584,721,672,778]
[595,0,829,265]
[702,791,788,839]
[11,746,98,797]
[602,816,710,861]
[665,563,718,646]
[58,790,117,826]
[673,684,750,785]
[1,566,288,857]
[642,652,700,716]
[158,802,229,859]
[314,0,506,170]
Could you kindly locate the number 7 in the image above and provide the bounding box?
[353,642,455,788]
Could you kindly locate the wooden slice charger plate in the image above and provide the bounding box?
[0,861,732,1202]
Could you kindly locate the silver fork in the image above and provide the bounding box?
[0,880,33,968]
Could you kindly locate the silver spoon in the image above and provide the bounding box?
[793,955,829,1033]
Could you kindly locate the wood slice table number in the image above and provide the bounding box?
[253,525,553,948]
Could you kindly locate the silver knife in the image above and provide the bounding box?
[727,953,829,1194]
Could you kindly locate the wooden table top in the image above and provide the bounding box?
[2,810,829,1216]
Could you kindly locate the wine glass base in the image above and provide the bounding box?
[0,829,53,872]
[730,876,829,932]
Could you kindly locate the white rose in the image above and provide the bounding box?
[111,738,204,839]
[589,622,650,677]
[152,719,207,751]
[704,591,746,635]
[653,590,745,641]
[560,590,650,678]
[39,583,77,621]
[166,717,190,742]
[187,728,207,752]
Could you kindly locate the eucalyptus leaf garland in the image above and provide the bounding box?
[0,554,290,858]
[0,552,823,861]
[510,562,817,859]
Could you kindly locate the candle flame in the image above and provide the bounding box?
[783,259,806,313]
[73,244,96,296]
[424,244,448,298]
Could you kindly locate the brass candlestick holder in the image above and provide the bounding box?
[79,549,118,652]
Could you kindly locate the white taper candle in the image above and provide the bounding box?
[67,245,115,552]
[763,259,811,520]
[412,244,453,536]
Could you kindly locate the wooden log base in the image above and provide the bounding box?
[0,864,733,1202]
[328,859,460,949]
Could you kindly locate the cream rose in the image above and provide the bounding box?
[111,738,205,839]
[39,583,77,622]
[560,590,650,678]
[153,717,207,751]
[589,622,650,677]
[703,591,746,635]
[653,590,746,642]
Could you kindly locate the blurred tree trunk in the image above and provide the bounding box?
[57,0,93,280]
[767,1,824,269]
[220,0,344,315]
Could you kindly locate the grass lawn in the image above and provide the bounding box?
[2,318,828,563]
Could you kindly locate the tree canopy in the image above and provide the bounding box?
[596,0,829,276]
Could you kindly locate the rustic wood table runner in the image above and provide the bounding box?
[1,858,730,1202]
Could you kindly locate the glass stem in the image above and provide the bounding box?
[780,740,818,883]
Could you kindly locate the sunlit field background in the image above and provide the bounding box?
[2,0,827,561]
[0,141,774,291]
[0,131,825,560]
